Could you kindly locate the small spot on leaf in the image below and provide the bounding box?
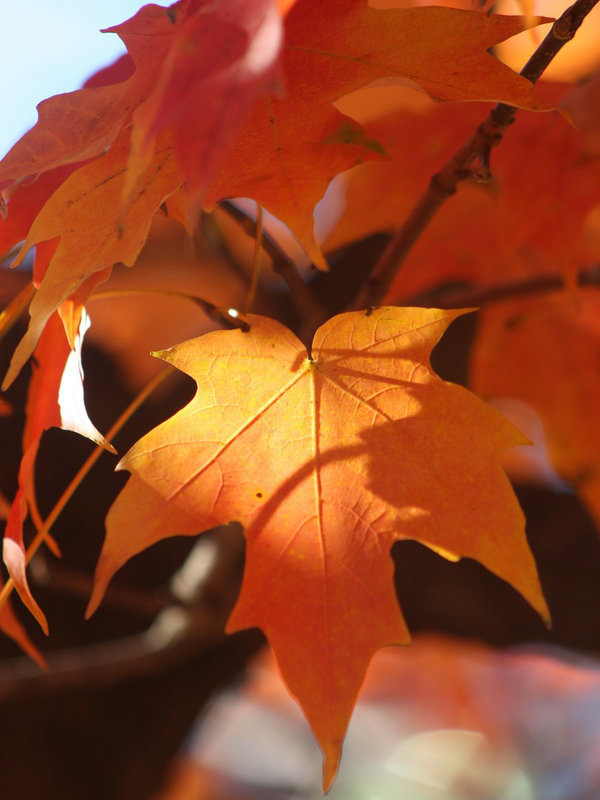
[324,121,388,156]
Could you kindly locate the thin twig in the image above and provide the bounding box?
[219,201,326,342]
[28,494,61,559]
[89,288,251,332]
[0,367,174,617]
[219,200,292,267]
[352,0,600,310]
[0,527,246,696]
[403,263,600,309]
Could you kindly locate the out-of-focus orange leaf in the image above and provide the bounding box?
[471,290,600,529]
[324,91,493,269]
[0,0,547,273]
[203,1,550,266]
[88,307,547,787]
[0,166,75,260]
[276,0,298,12]
[124,0,285,206]
[2,129,182,389]
[160,634,600,799]
[326,79,598,299]
[0,4,183,188]
[561,73,600,162]
[4,311,114,632]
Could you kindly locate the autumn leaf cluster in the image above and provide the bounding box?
[1,0,600,788]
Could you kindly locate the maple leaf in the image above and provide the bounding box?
[202,1,550,266]
[325,79,600,300]
[0,0,287,254]
[4,311,114,633]
[2,128,182,389]
[0,166,75,260]
[471,290,600,531]
[87,307,548,787]
[123,0,285,206]
[0,2,549,276]
[0,1,553,393]
[0,4,183,188]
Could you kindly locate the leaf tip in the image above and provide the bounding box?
[534,591,552,630]
[452,305,479,318]
[542,609,553,630]
[31,648,47,670]
[150,348,170,361]
[86,554,117,618]
[85,585,104,620]
[3,539,49,635]
[102,439,118,456]
[322,744,342,794]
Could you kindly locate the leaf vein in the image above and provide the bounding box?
[162,366,309,501]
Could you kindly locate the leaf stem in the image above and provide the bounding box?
[352,0,600,310]
[219,200,326,342]
[0,367,173,617]
[89,288,250,332]
[0,280,35,342]
[28,491,61,558]
[244,204,263,314]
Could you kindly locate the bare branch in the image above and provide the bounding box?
[352,0,600,310]
[0,526,246,697]
[403,264,600,309]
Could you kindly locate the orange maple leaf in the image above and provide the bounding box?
[0,1,554,392]
[325,79,600,300]
[0,2,549,274]
[2,128,182,389]
[87,306,548,787]
[0,1,287,198]
[4,311,114,633]
[0,4,182,187]
[202,1,550,266]
[123,0,286,206]
[471,290,600,531]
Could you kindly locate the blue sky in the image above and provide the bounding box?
[0,1,147,157]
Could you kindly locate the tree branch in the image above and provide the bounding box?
[352,0,600,310]
[0,526,247,697]
[402,263,600,309]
